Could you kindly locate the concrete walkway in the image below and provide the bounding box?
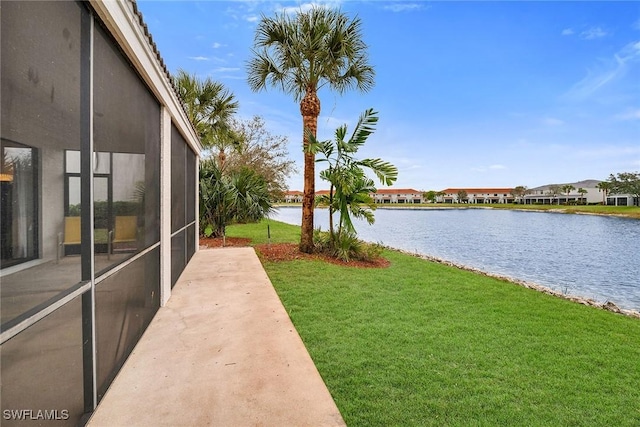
[88,247,345,427]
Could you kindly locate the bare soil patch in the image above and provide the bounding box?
[199,236,252,248]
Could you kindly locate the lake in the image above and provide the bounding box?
[270,206,640,312]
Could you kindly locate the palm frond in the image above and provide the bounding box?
[357,158,398,186]
[247,6,375,101]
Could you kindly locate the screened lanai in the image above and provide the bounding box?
[1,1,200,424]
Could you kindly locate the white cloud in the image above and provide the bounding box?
[281,4,314,15]
[278,1,342,15]
[383,3,423,13]
[212,67,241,73]
[542,117,565,126]
[212,42,226,49]
[615,109,640,121]
[280,3,320,15]
[188,56,211,61]
[580,26,608,40]
[245,15,259,23]
[633,18,640,31]
[471,164,507,173]
[319,116,351,132]
[575,146,640,159]
[561,28,574,36]
[220,74,250,81]
[565,40,640,99]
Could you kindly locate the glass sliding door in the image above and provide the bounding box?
[1,140,38,268]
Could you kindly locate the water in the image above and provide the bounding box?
[270,207,640,312]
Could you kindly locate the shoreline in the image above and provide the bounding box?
[377,205,640,220]
[269,210,640,317]
[274,203,640,220]
[389,246,640,320]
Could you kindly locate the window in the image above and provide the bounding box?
[170,124,197,286]
[1,0,83,326]
[1,140,38,268]
[92,19,161,274]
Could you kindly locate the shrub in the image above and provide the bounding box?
[313,228,383,263]
[200,160,273,237]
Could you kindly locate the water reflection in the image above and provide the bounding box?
[272,207,640,312]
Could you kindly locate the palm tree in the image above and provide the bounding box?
[597,181,612,205]
[173,69,240,168]
[247,6,375,253]
[547,185,561,205]
[577,187,588,204]
[561,184,575,205]
[309,109,397,241]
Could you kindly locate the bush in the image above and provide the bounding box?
[200,160,273,237]
[313,228,383,263]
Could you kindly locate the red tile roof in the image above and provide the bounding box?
[440,188,514,194]
[374,188,421,195]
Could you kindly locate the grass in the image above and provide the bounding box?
[227,220,640,426]
[227,219,300,244]
[478,203,640,219]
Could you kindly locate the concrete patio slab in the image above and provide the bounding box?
[88,247,345,427]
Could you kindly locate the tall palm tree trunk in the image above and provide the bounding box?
[300,86,320,253]
[328,182,335,244]
[218,149,226,170]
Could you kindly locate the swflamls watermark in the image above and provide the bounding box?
[3,409,70,421]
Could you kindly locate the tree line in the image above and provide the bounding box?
[597,172,640,205]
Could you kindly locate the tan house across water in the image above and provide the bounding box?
[283,188,424,204]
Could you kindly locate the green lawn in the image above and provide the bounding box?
[227,221,640,426]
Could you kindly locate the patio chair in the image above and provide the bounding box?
[108,216,138,255]
[57,216,81,261]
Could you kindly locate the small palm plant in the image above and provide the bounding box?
[308,108,397,260]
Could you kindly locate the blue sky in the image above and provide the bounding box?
[137,1,640,191]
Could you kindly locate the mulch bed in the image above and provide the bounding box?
[199,237,390,269]
[199,236,252,248]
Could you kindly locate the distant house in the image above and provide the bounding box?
[285,188,423,204]
[283,190,303,203]
[371,188,423,204]
[438,188,514,204]
[315,189,334,198]
[607,194,637,206]
[523,180,602,205]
